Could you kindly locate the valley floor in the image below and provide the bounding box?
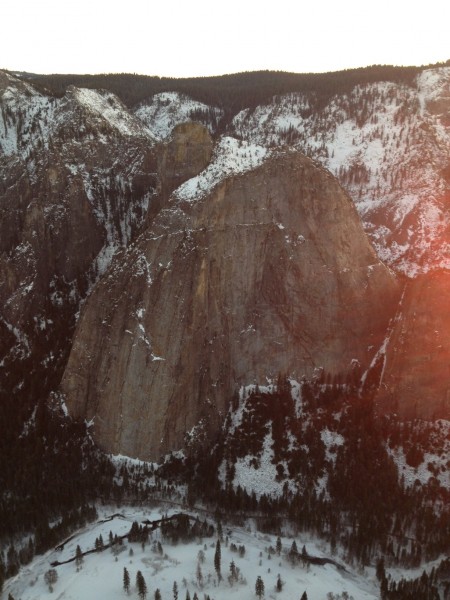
[3,505,383,600]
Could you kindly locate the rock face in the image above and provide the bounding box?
[61,150,400,460]
[156,122,214,202]
[0,71,212,415]
[376,270,450,419]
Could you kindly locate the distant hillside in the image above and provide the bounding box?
[15,63,449,120]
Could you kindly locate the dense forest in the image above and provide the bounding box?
[14,61,450,128]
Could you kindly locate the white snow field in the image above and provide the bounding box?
[3,506,380,600]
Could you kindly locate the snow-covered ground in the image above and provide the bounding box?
[72,88,156,140]
[134,92,223,140]
[3,506,380,600]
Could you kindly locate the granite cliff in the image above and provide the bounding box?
[376,270,450,420]
[61,145,400,460]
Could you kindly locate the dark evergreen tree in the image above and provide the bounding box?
[276,574,283,592]
[376,557,386,582]
[276,536,282,556]
[214,539,222,581]
[154,589,162,600]
[136,570,147,599]
[123,566,130,594]
[229,560,238,583]
[289,541,298,564]
[217,520,223,541]
[255,575,265,598]
[6,545,19,578]
[173,580,178,600]
[300,592,308,600]
[75,545,83,571]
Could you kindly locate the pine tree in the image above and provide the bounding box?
[289,540,298,564]
[376,557,386,581]
[75,545,83,571]
[173,580,178,600]
[300,592,308,600]
[276,537,282,556]
[255,575,265,598]
[229,559,238,583]
[214,539,222,582]
[136,570,147,599]
[95,535,104,552]
[276,574,283,592]
[217,520,223,541]
[123,567,130,594]
[6,544,19,577]
[154,589,162,600]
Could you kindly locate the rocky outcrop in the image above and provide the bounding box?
[376,270,450,419]
[61,150,400,460]
[156,122,213,201]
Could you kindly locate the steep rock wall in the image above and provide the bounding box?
[62,151,400,460]
[376,270,450,419]
[157,122,214,201]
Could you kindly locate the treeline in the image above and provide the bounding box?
[17,62,450,121]
[377,556,450,599]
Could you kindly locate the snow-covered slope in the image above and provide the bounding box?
[174,136,271,202]
[134,91,223,140]
[0,73,156,177]
[230,67,450,276]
